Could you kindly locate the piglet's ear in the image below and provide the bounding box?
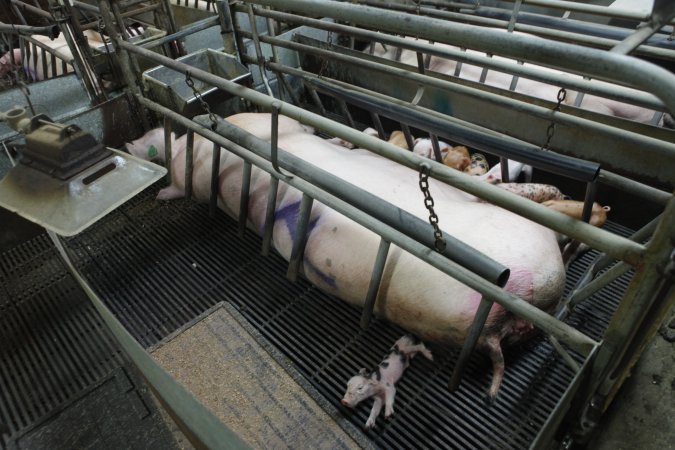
[413,137,421,145]
[358,368,368,376]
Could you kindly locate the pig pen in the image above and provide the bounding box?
[1,0,675,449]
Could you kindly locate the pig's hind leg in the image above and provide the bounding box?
[484,334,505,405]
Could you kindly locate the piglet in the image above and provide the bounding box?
[463,153,489,176]
[412,137,451,161]
[341,334,433,430]
[443,145,470,171]
[542,199,610,227]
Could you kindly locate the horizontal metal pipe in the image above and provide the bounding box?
[0,23,60,38]
[136,94,599,353]
[141,16,219,49]
[598,170,671,206]
[245,0,675,114]
[9,0,53,19]
[120,40,647,266]
[252,34,675,167]
[517,0,650,20]
[247,6,667,111]
[307,76,600,182]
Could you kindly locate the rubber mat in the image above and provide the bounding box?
[152,302,367,449]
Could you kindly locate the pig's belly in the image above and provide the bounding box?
[269,196,564,345]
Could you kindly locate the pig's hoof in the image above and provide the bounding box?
[385,413,394,421]
[364,421,375,430]
[483,394,496,406]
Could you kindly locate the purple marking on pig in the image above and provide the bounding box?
[304,259,337,289]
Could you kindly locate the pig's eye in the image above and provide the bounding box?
[357,386,364,392]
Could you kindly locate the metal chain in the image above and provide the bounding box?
[418,164,447,252]
[185,71,218,130]
[541,87,567,151]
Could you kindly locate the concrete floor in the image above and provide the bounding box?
[590,308,675,450]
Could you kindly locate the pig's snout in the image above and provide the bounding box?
[341,398,353,408]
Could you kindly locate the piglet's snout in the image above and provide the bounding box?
[341,398,354,408]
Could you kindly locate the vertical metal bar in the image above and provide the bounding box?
[478,53,492,83]
[261,176,279,256]
[306,84,327,116]
[500,156,510,183]
[163,117,173,185]
[416,51,425,74]
[185,130,194,200]
[238,161,252,236]
[264,7,298,105]
[581,180,598,223]
[337,99,355,129]
[40,44,48,79]
[650,111,664,126]
[429,133,443,162]
[286,193,313,282]
[453,48,465,77]
[549,336,581,372]
[449,297,493,391]
[401,123,415,150]
[209,142,221,217]
[215,0,239,56]
[509,60,524,91]
[270,102,284,175]
[360,239,391,329]
[246,4,274,97]
[369,112,386,140]
[506,0,523,32]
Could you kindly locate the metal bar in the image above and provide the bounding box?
[246,3,274,97]
[120,41,648,266]
[598,170,671,206]
[141,16,220,50]
[305,84,327,116]
[48,233,252,450]
[581,181,597,224]
[0,23,59,38]
[163,117,173,185]
[138,95,599,354]
[238,161,252,237]
[261,177,279,256]
[360,238,390,329]
[286,193,313,282]
[337,99,355,129]
[580,194,675,418]
[500,157,509,183]
[245,0,675,113]
[270,102,285,176]
[209,142,221,217]
[247,6,668,112]
[185,129,194,200]
[9,0,52,20]
[448,296,493,391]
[513,0,651,21]
[400,124,415,150]
[429,133,443,163]
[549,336,581,373]
[306,74,600,182]
[369,112,385,140]
[568,261,632,309]
[216,0,239,56]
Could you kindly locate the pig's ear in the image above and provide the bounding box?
[413,137,421,145]
[358,368,368,376]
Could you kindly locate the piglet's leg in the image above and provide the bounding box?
[409,344,433,361]
[365,396,383,430]
[384,385,396,419]
[485,334,505,404]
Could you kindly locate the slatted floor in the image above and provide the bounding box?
[0,184,634,449]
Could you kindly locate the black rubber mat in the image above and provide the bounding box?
[0,184,635,449]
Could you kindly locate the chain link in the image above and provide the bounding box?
[541,87,567,151]
[419,164,447,252]
[185,71,218,130]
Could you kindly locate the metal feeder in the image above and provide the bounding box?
[91,27,168,74]
[0,106,166,236]
[142,49,251,117]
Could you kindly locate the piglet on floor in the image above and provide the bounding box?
[341,334,433,430]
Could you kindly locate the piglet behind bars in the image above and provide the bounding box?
[341,335,433,430]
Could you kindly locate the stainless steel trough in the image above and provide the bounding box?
[142,48,251,117]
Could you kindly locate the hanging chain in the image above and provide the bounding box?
[541,87,566,151]
[185,71,218,130]
[419,164,447,253]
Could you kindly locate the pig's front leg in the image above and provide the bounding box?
[383,385,397,420]
[365,395,384,430]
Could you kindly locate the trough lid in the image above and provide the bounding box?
[0,149,166,236]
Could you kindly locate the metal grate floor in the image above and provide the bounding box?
[0,185,634,449]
